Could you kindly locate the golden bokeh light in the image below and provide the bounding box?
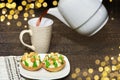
[117,77,120,80]
[32,14,35,17]
[116,64,120,70]
[112,65,117,71]
[2,8,7,14]
[110,73,115,78]
[88,68,93,74]
[23,12,29,18]
[18,6,23,11]
[35,2,42,8]
[38,0,44,3]
[105,56,110,61]
[10,10,15,15]
[27,0,32,3]
[94,75,99,80]
[42,2,48,7]
[86,76,91,80]
[8,0,13,3]
[53,0,58,6]
[101,61,106,67]
[0,3,6,8]
[102,71,108,77]
[22,0,27,6]
[8,15,12,20]
[101,77,109,80]
[71,73,77,79]
[111,57,114,60]
[109,0,112,2]
[77,77,82,80]
[0,15,5,22]
[2,11,6,14]
[82,71,88,77]
[24,25,28,28]
[17,21,22,27]
[104,66,111,72]
[95,59,100,65]
[14,10,20,14]
[11,2,16,9]
[75,68,80,74]
[24,17,28,21]
[5,14,8,17]
[13,14,18,19]
[29,3,34,9]
[111,17,115,21]
[98,66,103,72]
[25,4,30,10]
[117,56,120,61]
[7,22,11,25]
[6,3,12,9]
[112,59,117,65]
[29,10,34,14]
[111,78,116,80]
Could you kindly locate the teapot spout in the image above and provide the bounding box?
[48,7,70,27]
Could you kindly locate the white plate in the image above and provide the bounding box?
[19,54,70,80]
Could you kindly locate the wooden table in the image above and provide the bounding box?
[0,0,120,80]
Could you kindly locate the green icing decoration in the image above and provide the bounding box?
[54,61,58,67]
[59,55,64,64]
[33,61,37,67]
[24,61,29,67]
[45,60,50,68]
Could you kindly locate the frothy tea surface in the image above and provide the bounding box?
[28,18,53,27]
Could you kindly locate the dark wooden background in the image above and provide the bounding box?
[0,0,120,80]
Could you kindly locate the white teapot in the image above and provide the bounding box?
[48,0,108,36]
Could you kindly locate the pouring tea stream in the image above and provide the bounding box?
[47,0,108,36]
